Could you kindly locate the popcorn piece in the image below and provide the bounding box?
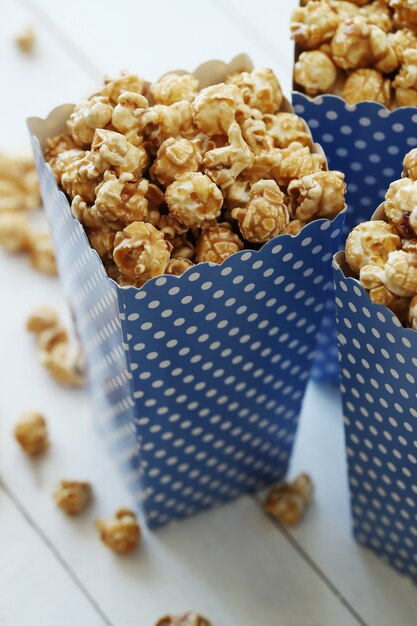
[150,137,202,187]
[331,17,398,73]
[388,28,417,64]
[290,1,340,50]
[86,226,116,259]
[329,0,361,18]
[264,473,314,527]
[403,148,417,180]
[402,237,417,253]
[239,107,273,155]
[166,257,194,276]
[150,101,195,150]
[345,221,402,274]
[282,219,306,236]
[165,172,223,228]
[26,306,59,334]
[0,212,31,252]
[54,480,92,515]
[360,0,394,31]
[195,223,244,264]
[384,249,417,296]
[112,92,157,145]
[45,134,85,183]
[193,83,243,135]
[0,153,41,212]
[288,170,346,221]
[67,96,113,148]
[384,177,417,237]
[100,72,147,104]
[203,122,254,188]
[15,25,35,54]
[40,343,85,387]
[150,73,199,105]
[145,183,165,227]
[113,221,172,284]
[274,143,326,188]
[96,508,141,554]
[29,232,57,276]
[49,148,86,186]
[393,49,417,107]
[71,195,105,229]
[61,155,99,204]
[155,613,211,626]
[223,179,251,210]
[409,293,417,329]
[94,172,149,227]
[232,180,289,243]
[369,284,410,321]
[263,113,312,149]
[14,412,49,457]
[342,68,391,107]
[390,0,417,29]
[293,51,338,96]
[225,67,283,114]
[90,129,148,181]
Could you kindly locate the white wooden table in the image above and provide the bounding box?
[1,1,416,624]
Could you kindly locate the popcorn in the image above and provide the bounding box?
[239,108,273,155]
[195,223,244,264]
[393,49,417,107]
[0,153,41,212]
[342,68,391,107]
[90,129,148,181]
[165,172,223,228]
[150,137,202,187]
[390,0,417,29]
[0,212,31,253]
[223,179,251,210]
[14,412,49,457]
[282,219,306,236]
[48,148,86,186]
[360,0,394,31]
[67,96,113,148]
[345,220,401,274]
[26,306,59,334]
[232,180,289,243]
[225,67,283,114]
[151,100,195,148]
[29,231,57,276]
[388,28,417,63]
[331,17,398,73]
[203,122,254,188]
[369,284,410,321]
[166,257,194,276]
[61,155,99,204]
[403,147,417,180]
[96,508,141,554]
[150,73,199,105]
[112,92,157,145]
[384,249,417,296]
[86,225,116,260]
[274,142,326,188]
[288,171,346,221]
[193,83,243,135]
[54,480,92,515]
[155,613,211,626]
[329,0,361,19]
[263,113,312,149]
[94,172,149,227]
[290,1,340,50]
[113,221,172,285]
[264,473,314,527]
[384,177,417,237]
[100,72,147,104]
[15,24,35,54]
[293,51,338,96]
[409,293,417,329]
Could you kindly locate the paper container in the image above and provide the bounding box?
[28,55,345,528]
[334,237,417,583]
[292,52,417,383]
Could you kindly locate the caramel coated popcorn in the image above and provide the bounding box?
[44,66,346,288]
[29,232,57,276]
[14,412,49,457]
[288,170,347,221]
[96,508,141,554]
[155,613,212,626]
[345,220,401,273]
[54,480,92,515]
[291,1,340,49]
[15,25,35,54]
[292,1,416,106]
[384,177,417,237]
[264,473,314,527]
[232,180,289,243]
[0,212,31,252]
[403,147,417,180]
[294,50,338,96]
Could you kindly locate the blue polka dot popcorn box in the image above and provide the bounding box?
[333,237,417,584]
[27,56,345,528]
[292,89,417,384]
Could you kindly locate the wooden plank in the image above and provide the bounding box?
[0,486,107,626]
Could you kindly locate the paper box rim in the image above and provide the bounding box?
[27,53,345,297]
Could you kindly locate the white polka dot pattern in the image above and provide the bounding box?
[293,92,417,385]
[334,258,417,584]
[31,124,344,529]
